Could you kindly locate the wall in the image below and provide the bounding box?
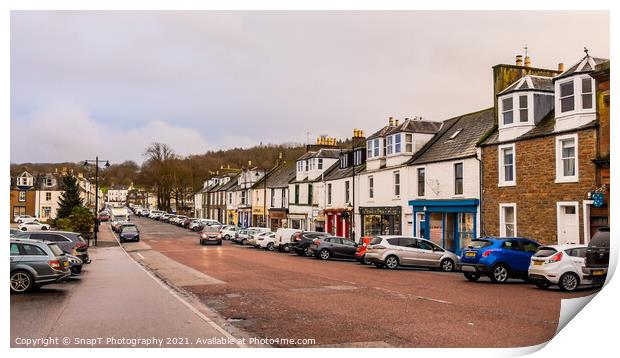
[481,128,597,244]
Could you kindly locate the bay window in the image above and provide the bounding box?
[519,95,528,122]
[582,78,593,109]
[560,81,575,113]
[502,97,513,125]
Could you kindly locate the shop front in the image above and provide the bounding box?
[409,199,478,255]
[252,207,267,228]
[288,213,308,230]
[359,206,402,237]
[323,208,352,238]
[238,208,252,227]
[226,209,238,226]
[268,208,288,231]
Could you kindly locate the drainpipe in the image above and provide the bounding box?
[476,148,484,237]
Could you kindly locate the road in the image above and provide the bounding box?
[125,216,600,348]
[10,225,238,348]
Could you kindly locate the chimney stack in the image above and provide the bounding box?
[558,63,565,72]
[516,55,523,66]
[524,56,531,68]
[394,119,400,126]
[388,117,394,126]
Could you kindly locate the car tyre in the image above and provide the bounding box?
[224,235,230,240]
[464,272,480,282]
[10,270,34,293]
[21,227,27,231]
[559,272,579,292]
[385,255,399,269]
[535,281,551,289]
[319,249,331,260]
[304,247,314,257]
[241,239,247,245]
[440,258,455,272]
[266,242,275,251]
[41,226,48,231]
[490,264,509,283]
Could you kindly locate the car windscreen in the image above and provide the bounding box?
[466,240,493,249]
[122,226,138,233]
[47,243,65,257]
[589,229,610,248]
[202,226,220,233]
[533,247,558,257]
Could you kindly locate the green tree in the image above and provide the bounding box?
[56,174,84,219]
[55,206,94,234]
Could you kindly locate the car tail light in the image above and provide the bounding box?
[48,260,61,270]
[482,250,491,257]
[548,251,563,263]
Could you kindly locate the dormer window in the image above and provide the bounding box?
[297,161,304,172]
[305,160,309,171]
[582,78,593,109]
[518,95,528,122]
[340,154,349,169]
[405,134,413,152]
[318,158,323,170]
[502,97,514,125]
[386,136,393,155]
[559,81,575,113]
[394,133,402,153]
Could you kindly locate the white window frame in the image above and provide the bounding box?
[518,94,529,123]
[405,133,413,152]
[499,203,517,237]
[393,170,401,198]
[557,78,576,115]
[555,133,579,183]
[416,167,426,197]
[501,96,514,125]
[454,161,464,196]
[45,192,52,201]
[394,133,402,153]
[581,77,594,110]
[368,175,374,199]
[498,143,516,187]
[386,135,393,155]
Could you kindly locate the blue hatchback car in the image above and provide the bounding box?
[460,237,540,283]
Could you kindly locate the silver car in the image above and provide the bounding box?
[10,238,71,293]
[364,236,459,272]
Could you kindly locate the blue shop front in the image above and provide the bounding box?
[409,199,479,255]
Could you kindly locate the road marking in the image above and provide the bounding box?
[373,286,451,304]
[105,224,244,347]
[136,253,145,260]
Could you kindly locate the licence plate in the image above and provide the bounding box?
[592,270,605,276]
[465,252,476,257]
[533,261,543,266]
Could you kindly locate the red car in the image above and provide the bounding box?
[355,236,372,264]
[98,213,110,222]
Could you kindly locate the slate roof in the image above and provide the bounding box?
[265,164,296,188]
[323,161,366,182]
[298,151,316,160]
[498,75,554,95]
[554,55,608,81]
[386,119,443,135]
[313,148,341,159]
[367,125,394,140]
[409,108,495,165]
[219,176,239,191]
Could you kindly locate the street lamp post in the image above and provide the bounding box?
[83,157,110,247]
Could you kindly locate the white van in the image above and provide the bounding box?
[275,228,302,252]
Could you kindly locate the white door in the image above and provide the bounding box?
[557,203,579,244]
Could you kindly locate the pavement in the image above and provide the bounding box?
[128,216,601,348]
[10,223,239,348]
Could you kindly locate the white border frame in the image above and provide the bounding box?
[499,203,517,237]
[498,143,516,187]
[555,133,579,183]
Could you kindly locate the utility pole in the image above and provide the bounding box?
[83,157,110,247]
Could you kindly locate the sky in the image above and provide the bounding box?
[10,11,609,164]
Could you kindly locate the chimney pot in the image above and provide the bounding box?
[524,56,531,68]
[388,117,394,126]
[558,63,565,72]
[516,55,523,66]
[395,119,400,126]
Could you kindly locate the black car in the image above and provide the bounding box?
[290,231,330,257]
[583,227,609,285]
[13,231,90,264]
[309,236,358,260]
[119,225,140,242]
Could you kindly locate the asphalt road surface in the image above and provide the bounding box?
[126,216,601,348]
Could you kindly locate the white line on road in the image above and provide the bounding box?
[136,252,145,259]
[105,224,244,347]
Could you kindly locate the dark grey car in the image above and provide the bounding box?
[13,231,90,264]
[309,236,358,260]
[10,238,71,293]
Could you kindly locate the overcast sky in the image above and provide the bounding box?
[10,11,609,164]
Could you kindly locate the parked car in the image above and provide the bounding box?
[182,217,197,228]
[365,236,459,272]
[13,230,91,264]
[173,215,188,226]
[528,244,589,291]
[199,226,222,245]
[149,211,164,220]
[113,221,135,233]
[220,225,238,240]
[460,237,540,283]
[258,233,278,251]
[98,211,111,222]
[10,238,71,293]
[355,236,373,264]
[119,225,140,242]
[14,215,39,224]
[190,219,221,231]
[65,253,84,276]
[233,229,256,245]
[309,236,358,260]
[274,228,302,252]
[582,227,610,285]
[253,231,275,248]
[10,228,20,236]
[290,231,330,257]
[18,220,50,232]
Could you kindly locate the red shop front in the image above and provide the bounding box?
[323,208,351,239]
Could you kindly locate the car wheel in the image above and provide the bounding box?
[267,242,275,251]
[559,272,579,292]
[490,264,509,283]
[440,258,455,272]
[223,235,229,240]
[71,266,82,275]
[21,228,27,231]
[10,270,34,293]
[304,247,314,257]
[241,239,247,245]
[41,226,48,231]
[464,273,480,282]
[385,255,399,269]
[319,249,331,260]
[535,281,551,289]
